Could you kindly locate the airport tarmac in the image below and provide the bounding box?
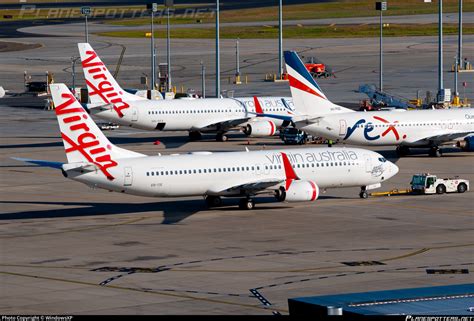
[0,18,473,315]
[0,20,473,102]
[0,105,473,314]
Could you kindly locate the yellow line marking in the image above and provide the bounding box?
[381,248,430,262]
[0,270,288,313]
[0,215,153,239]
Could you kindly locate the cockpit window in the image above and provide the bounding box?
[378,157,387,162]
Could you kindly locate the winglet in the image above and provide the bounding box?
[253,96,264,114]
[281,152,299,190]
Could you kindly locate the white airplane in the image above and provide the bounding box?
[78,43,294,142]
[14,84,398,209]
[284,51,474,157]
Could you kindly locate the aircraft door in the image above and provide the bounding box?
[131,107,138,121]
[124,167,133,186]
[364,154,372,173]
[339,119,347,137]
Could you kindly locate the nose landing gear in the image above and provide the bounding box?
[359,186,369,199]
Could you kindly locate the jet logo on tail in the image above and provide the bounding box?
[56,92,118,180]
[81,50,130,118]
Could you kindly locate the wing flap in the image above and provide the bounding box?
[208,178,284,195]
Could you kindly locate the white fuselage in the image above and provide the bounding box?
[67,147,398,198]
[91,96,294,132]
[303,109,474,146]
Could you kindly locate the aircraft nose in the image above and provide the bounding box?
[389,161,399,177]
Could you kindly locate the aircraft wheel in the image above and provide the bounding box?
[275,187,286,202]
[396,146,409,156]
[205,196,222,208]
[359,191,369,199]
[189,131,202,141]
[239,198,255,210]
[429,147,442,157]
[216,133,228,142]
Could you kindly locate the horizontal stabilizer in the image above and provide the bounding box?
[12,157,63,169]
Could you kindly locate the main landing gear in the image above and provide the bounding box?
[189,131,202,141]
[429,146,442,158]
[205,195,222,208]
[396,146,410,157]
[205,196,256,210]
[238,198,255,210]
[359,186,369,199]
[216,132,228,142]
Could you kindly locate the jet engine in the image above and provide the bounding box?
[457,136,474,151]
[276,180,319,202]
[243,121,276,137]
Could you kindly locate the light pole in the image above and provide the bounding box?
[149,3,158,90]
[236,38,240,76]
[278,0,283,78]
[165,0,173,92]
[80,6,91,43]
[201,61,206,98]
[458,0,462,70]
[453,56,459,105]
[438,0,443,94]
[215,0,220,97]
[71,56,80,93]
[376,2,387,92]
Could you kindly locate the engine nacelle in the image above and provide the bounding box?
[457,136,474,151]
[244,121,276,137]
[278,180,319,202]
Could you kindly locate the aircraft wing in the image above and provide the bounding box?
[208,178,284,195]
[191,116,253,131]
[411,131,473,145]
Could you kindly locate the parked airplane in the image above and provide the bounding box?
[284,51,474,157]
[78,43,294,142]
[14,84,398,210]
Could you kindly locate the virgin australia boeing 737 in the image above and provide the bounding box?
[14,84,398,208]
[284,51,474,157]
[78,43,294,142]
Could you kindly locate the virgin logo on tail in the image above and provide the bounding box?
[82,50,129,118]
[56,92,118,180]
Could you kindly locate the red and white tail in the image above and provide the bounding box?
[78,43,145,118]
[50,84,144,178]
[284,51,353,117]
